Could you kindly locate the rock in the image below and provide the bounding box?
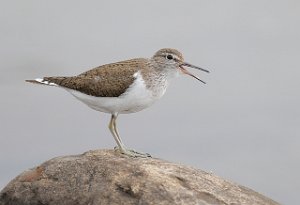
[0,149,279,205]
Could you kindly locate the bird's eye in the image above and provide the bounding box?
[166,54,173,60]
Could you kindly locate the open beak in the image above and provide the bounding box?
[179,62,209,84]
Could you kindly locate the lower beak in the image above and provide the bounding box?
[179,62,209,84]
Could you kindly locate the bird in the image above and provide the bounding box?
[26,48,209,157]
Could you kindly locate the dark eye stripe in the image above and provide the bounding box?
[166,55,173,60]
[156,54,178,61]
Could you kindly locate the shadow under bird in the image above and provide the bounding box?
[26,48,209,157]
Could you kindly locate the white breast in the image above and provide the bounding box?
[66,71,167,114]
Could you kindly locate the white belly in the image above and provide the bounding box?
[66,72,167,114]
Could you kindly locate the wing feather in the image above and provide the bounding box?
[43,58,148,97]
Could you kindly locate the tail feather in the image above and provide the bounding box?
[25,78,58,86]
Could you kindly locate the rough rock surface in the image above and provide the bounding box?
[0,149,279,205]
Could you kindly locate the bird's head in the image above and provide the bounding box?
[152,48,209,83]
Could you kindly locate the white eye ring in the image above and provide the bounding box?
[166,54,173,60]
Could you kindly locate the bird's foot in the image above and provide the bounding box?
[128,149,152,158]
[114,146,151,158]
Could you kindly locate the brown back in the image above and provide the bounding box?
[44,58,149,97]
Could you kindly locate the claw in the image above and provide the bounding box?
[114,147,152,158]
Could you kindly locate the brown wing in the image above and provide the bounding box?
[44,58,148,97]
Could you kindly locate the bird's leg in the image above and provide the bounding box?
[109,114,151,158]
[111,113,124,146]
[109,113,125,150]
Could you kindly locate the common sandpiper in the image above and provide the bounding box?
[26,48,209,157]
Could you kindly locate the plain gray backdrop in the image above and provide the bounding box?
[1,1,299,204]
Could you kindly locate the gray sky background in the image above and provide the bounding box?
[1,1,299,204]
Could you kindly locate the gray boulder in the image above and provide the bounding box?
[0,149,280,205]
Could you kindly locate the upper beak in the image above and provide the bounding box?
[179,62,209,84]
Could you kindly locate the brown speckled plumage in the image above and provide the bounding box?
[43,58,150,97]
